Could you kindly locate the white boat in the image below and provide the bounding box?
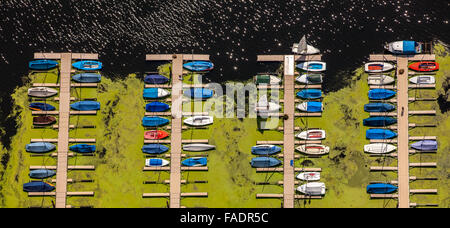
[296,102,323,112]
[292,35,320,55]
[368,75,395,85]
[297,61,327,72]
[297,182,326,196]
[183,144,216,152]
[158,89,171,98]
[365,62,395,73]
[145,158,170,167]
[409,75,436,85]
[27,87,58,98]
[255,95,281,113]
[296,172,321,181]
[385,41,422,54]
[296,144,330,156]
[296,74,323,84]
[296,130,326,140]
[364,143,397,154]
[184,116,214,126]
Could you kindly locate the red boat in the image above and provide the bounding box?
[409,61,439,72]
[144,130,170,140]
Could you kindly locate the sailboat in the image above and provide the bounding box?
[292,36,320,55]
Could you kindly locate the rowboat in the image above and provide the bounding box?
[142,116,170,127]
[364,143,397,154]
[297,102,323,112]
[385,41,422,54]
[184,88,214,99]
[144,130,170,140]
[28,87,58,98]
[296,130,326,140]
[146,102,170,112]
[143,88,171,99]
[366,183,398,194]
[29,169,56,179]
[184,116,213,126]
[255,95,281,114]
[297,182,326,196]
[365,62,395,73]
[69,144,96,153]
[409,75,436,84]
[72,60,103,71]
[368,89,396,100]
[297,89,322,99]
[33,116,57,125]
[144,75,169,84]
[145,158,170,167]
[297,61,327,72]
[182,157,207,167]
[296,74,323,84]
[183,61,214,72]
[251,145,282,156]
[183,144,216,152]
[366,129,397,140]
[29,60,58,70]
[142,144,169,155]
[72,73,102,83]
[364,103,395,112]
[368,75,395,85]
[251,157,282,168]
[70,101,100,111]
[254,75,282,85]
[296,172,321,181]
[296,144,330,156]
[23,182,55,192]
[29,103,56,111]
[411,140,438,151]
[292,36,320,55]
[26,142,56,153]
[363,117,397,127]
[409,62,439,72]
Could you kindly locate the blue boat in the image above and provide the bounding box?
[297,89,322,99]
[143,88,170,99]
[297,102,323,112]
[70,144,96,153]
[142,116,170,127]
[29,60,59,70]
[142,144,169,155]
[366,183,398,194]
[72,73,102,83]
[72,60,103,71]
[411,140,438,151]
[26,142,56,153]
[251,145,282,156]
[146,102,170,112]
[144,75,169,84]
[366,129,398,140]
[364,103,396,112]
[251,157,282,168]
[386,41,422,54]
[363,117,397,127]
[183,61,214,72]
[29,169,56,179]
[70,101,100,111]
[23,182,55,192]
[182,157,208,167]
[184,88,214,99]
[369,89,396,100]
[29,103,56,111]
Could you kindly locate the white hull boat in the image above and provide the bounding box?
[256,95,281,113]
[28,87,58,98]
[409,75,435,85]
[184,116,214,126]
[364,143,397,154]
[368,75,395,85]
[297,182,326,196]
[296,74,323,84]
[292,35,320,55]
[145,158,170,167]
[297,61,327,72]
[296,144,330,155]
[297,172,321,181]
[183,144,216,152]
[296,130,326,140]
[365,62,395,73]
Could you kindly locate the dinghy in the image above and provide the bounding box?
[297,172,321,181]
[143,88,171,99]
[69,144,96,153]
[33,116,57,126]
[255,95,281,114]
[72,73,101,83]
[296,145,330,156]
[144,130,170,140]
[183,61,214,72]
[142,144,169,155]
[385,41,422,54]
[366,129,397,140]
[411,140,438,151]
[184,88,214,99]
[251,157,282,168]
[368,89,396,100]
[409,75,436,84]
[28,87,58,98]
[254,75,282,85]
[297,182,326,196]
[70,101,100,111]
[292,36,320,55]
[144,75,169,84]
[29,60,58,70]
[366,183,398,194]
[142,116,170,127]
[72,60,103,71]
[368,75,395,85]
[296,74,323,84]
[365,62,395,73]
[363,117,397,127]
[184,116,213,126]
[29,103,56,111]
[364,103,395,112]
[183,144,216,152]
[364,143,397,154]
[297,102,323,112]
[297,62,327,72]
[23,182,55,192]
[26,142,56,153]
[409,62,439,72]
[182,157,208,167]
[297,89,322,99]
[251,145,282,156]
[296,130,326,140]
[145,158,170,167]
[146,102,170,112]
[29,169,56,179]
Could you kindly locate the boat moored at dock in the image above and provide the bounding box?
[296,74,323,84]
[366,129,398,140]
[409,61,439,72]
[411,140,438,151]
[72,60,103,71]
[296,130,326,140]
[297,102,323,112]
[144,75,169,84]
[183,144,216,152]
[23,182,55,192]
[297,182,326,196]
[385,41,423,54]
[365,62,395,73]
[409,75,436,84]
[184,116,213,127]
[26,142,56,153]
[364,143,397,154]
[142,144,169,155]
[29,60,58,70]
[143,88,171,99]
[183,61,214,72]
[142,116,170,127]
[70,101,101,111]
[251,157,282,168]
[184,88,214,99]
[251,145,282,156]
[72,73,102,83]
[144,130,170,140]
[254,75,282,85]
[368,75,395,85]
[29,169,56,179]
[29,103,56,111]
[297,61,327,72]
[69,144,96,153]
[145,158,170,167]
[364,103,396,112]
[368,89,396,100]
[297,89,322,99]
[297,172,321,181]
[28,87,58,98]
[366,183,398,194]
[296,144,330,156]
[33,116,57,125]
[363,117,397,127]
[146,102,170,112]
[182,157,207,167]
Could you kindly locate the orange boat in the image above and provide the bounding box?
[144,130,170,140]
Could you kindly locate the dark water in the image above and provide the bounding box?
[0,0,449,147]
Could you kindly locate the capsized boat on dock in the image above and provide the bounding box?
[251,145,282,156]
[409,75,436,84]
[142,116,170,127]
[72,60,103,71]
[296,74,323,84]
[29,169,56,179]
[142,144,169,155]
[29,60,58,70]
[296,172,321,181]
[144,130,170,140]
[363,117,397,127]
[183,144,216,152]
[297,61,326,72]
[143,88,171,99]
[365,62,395,73]
[297,102,323,112]
[411,140,438,151]
[297,182,326,196]
[70,101,100,111]
[385,41,422,54]
[144,74,169,84]
[183,61,214,72]
[251,157,282,168]
[145,158,170,167]
[366,183,398,194]
[364,103,396,112]
[23,182,55,192]
[28,87,58,98]
[182,157,207,167]
[296,130,326,140]
[296,144,330,156]
[33,116,57,126]
[364,143,397,154]
[366,129,398,140]
[26,142,56,153]
[409,62,439,72]
[368,89,396,100]
[367,75,395,85]
[29,103,56,111]
[184,116,213,127]
[72,73,102,83]
[69,144,96,153]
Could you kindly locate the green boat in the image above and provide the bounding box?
[296,74,323,84]
[254,75,281,85]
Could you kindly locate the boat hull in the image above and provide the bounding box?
[69,144,96,153]
[254,75,281,85]
[28,87,58,98]
[251,145,282,156]
[409,75,436,84]
[364,103,395,112]
[251,157,282,168]
[183,61,214,72]
[296,145,330,156]
[145,159,170,167]
[297,61,326,72]
[364,143,397,154]
[297,102,323,112]
[366,129,398,140]
[386,41,422,54]
[33,116,57,125]
[183,144,216,152]
[143,88,171,99]
[297,89,322,99]
[29,60,58,70]
[26,142,56,153]
[184,88,214,99]
[411,140,438,151]
[296,130,326,140]
[409,62,439,72]
[142,117,170,127]
[29,170,56,179]
[363,117,397,127]
[365,62,395,73]
[368,89,396,100]
[296,74,323,84]
[368,75,395,85]
[23,182,55,192]
[182,157,208,167]
[142,144,169,154]
[297,172,321,181]
[184,116,213,126]
[144,130,170,140]
[72,73,101,83]
[367,183,398,194]
[297,182,326,196]
[72,61,103,71]
[29,103,56,111]
[70,101,100,111]
[146,102,170,112]
[144,75,169,84]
